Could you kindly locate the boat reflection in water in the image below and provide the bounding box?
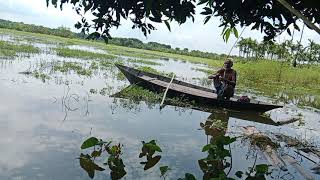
[111,85,280,126]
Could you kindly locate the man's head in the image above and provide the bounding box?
[224,58,233,70]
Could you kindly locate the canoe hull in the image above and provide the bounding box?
[116,64,283,112]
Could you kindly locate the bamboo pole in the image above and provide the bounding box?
[160,74,175,108]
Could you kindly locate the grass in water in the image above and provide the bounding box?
[136,66,176,77]
[1,28,319,108]
[32,71,51,82]
[53,61,92,76]
[129,59,162,66]
[114,85,197,110]
[192,67,217,74]
[117,86,163,104]
[0,40,40,58]
[55,47,116,60]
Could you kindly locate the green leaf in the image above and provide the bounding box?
[286,28,292,36]
[235,171,243,178]
[145,143,162,152]
[79,153,105,179]
[221,25,228,35]
[185,173,196,180]
[160,166,171,176]
[204,16,211,24]
[164,20,171,32]
[233,27,239,38]
[144,155,161,170]
[294,24,300,31]
[198,159,208,171]
[110,168,127,180]
[74,22,82,29]
[197,0,208,5]
[200,7,212,15]
[81,137,99,149]
[255,164,269,174]
[202,144,212,152]
[91,150,102,158]
[110,145,119,155]
[86,32,101,40]
[144,0,152,16]
[225,28,231,42]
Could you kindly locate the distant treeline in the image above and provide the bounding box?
[1,19,318,63]
[0,19,230,60]
[0,19,76,38]
[108,37,229,60]
[238,38,320,63]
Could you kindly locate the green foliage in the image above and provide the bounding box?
[197,135,237,179]
[178,173,197,180]
[0,40,39,58]
[221,26,238,43]
[235,171,243,178]
[235,60,320,108]
[139,140,162,170]
[0,19,76,38]
[79,137,126,180]
[55,47,116,60]
[81,137,100,149]
[79,153,105,179]
[191,67,214,75]
[53,61,92,76]
[49,0,320,41]
[136,66,176,77]
[105,144,127,180]
[199,0,317,40]
[160,166,171,177]
[129,59,162,66]
[32,71,51,82]
[116,85,163,105]
[48,0,195,40]
[236,38,320,62]
[2,26,319,109]
[89,61,99,69]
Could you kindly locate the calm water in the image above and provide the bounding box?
[0,33,320,180]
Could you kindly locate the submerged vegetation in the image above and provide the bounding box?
[128,59,162,66]
[0,27,319,108]
[53,61,92,76]
[136,66,176,77]
[55,47,116,60]
[0,40,39,58]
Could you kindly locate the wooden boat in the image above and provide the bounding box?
[116,64,283,112]
[111,86,280,125]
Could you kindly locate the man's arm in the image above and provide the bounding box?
[208,69,222,79]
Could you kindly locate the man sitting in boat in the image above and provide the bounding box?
[208,59,237,100]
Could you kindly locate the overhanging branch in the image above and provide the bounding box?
[275,0,320,35]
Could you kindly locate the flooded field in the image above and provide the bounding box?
[0,30,320,180]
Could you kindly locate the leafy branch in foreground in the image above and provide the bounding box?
[47,0,320,41]
[47,0,195,42]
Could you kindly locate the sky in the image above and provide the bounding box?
[1,0,320,55]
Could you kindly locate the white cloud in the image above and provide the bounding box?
[0,0,319,55]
